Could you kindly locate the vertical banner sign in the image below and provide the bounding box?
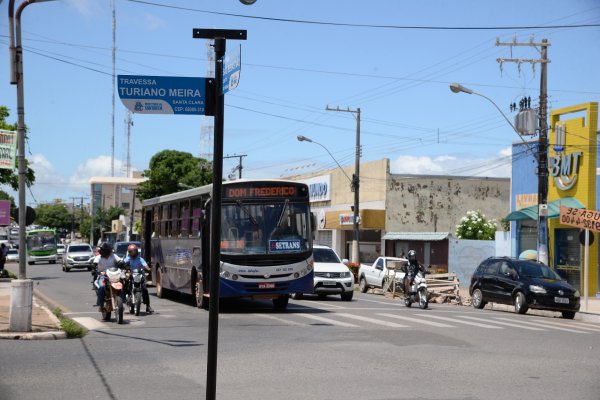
[0,130,17,170]
[222,45,241,95]
[0,200,10,225]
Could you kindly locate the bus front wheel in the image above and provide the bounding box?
[156,269,165,298]
[273,296,289,311]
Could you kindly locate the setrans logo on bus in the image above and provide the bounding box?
[269,240,302,253]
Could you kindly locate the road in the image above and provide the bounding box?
[1,261,599,400]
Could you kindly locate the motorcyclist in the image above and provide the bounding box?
[402,250,426,294]
[123,244,153,314]
[93,242,122,309]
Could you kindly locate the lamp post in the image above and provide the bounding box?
[297,135,360,263]
[449,82,548,266]
[7,0,55,332]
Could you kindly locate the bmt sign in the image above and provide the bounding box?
[550,151,582,191]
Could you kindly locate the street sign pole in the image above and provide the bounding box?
[193,28,246,400]
[584,229,589,311]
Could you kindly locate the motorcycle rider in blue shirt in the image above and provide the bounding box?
[123,243,154,314]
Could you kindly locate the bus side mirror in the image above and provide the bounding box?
[310,213,317,239]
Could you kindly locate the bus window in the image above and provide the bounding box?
[191,198,202,237]
[181,201,190,236]
[170,203,179,236]
[161,205,169,237]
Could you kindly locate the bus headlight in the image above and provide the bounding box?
[293,273,299,278]
[222,271,231,279]
[307,260,313,271]
[232,274,238,281]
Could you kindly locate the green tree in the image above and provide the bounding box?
[0,106,35,190]
[136,150,212,200]
[34,201,72,230]
[455,210,497,240]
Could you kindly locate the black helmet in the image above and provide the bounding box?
[99,242,112,257]
[407,249,417,263]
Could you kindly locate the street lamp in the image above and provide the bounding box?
[7,0,56,332]
[297,135,352,183]
[297,135,361,264]
[449,82,548,266]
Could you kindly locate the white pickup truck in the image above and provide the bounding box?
[357,256,407,293]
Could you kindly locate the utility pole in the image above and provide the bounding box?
[325,106,361,264]
[70,196,89,240]
[110,0,116,177]
[129,189,136,241]
[125,111,133,177]
[496,37,550,265]
[224,154,247,179]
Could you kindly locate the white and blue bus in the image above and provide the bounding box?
[141,180,315,310]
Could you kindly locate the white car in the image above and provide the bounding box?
[358,256,407,293]
[6,249,19,262]
[302,245,355,301]
[57,244,66,258]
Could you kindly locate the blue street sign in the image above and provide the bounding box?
[117,75,213,115]
[222,45,241,95]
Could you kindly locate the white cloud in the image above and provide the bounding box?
[390,148,512,178]
[65,0,103,17]
[69,155,124,188]
[142,13,166,31]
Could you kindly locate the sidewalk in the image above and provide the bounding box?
[0,278,66,340]
[457,287,600,323]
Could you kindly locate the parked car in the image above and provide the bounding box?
[294,245,354,301]
[62,244,95,272]
[113,241,142,258]
[357,256,407,293]
[469,257,580,319]
[6,249,19,262]
[56,244,66,258]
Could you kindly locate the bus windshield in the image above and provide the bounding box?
[26,231,57,252]
[221,202,310,255]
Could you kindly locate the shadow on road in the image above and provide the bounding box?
[80,338,119,400]
[94,329,204,348]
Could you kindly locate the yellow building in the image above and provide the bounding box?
[548,102,598,295]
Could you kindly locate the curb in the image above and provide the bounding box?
[0,331,67,340]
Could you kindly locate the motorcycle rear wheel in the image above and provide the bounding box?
[404,296,412,308]
[101,309,111,321]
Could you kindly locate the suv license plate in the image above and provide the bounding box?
[323,281,336,286]
[554,297,569,304]
[258,283,275,289]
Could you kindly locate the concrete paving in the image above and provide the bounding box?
[0,278,65,340]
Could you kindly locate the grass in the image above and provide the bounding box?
[52,307,87,338]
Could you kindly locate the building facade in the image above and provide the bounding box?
[508,102,599,296]
[89,173,146,242]
[289,159,510,269]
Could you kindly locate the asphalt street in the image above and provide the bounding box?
[1,261,599,400]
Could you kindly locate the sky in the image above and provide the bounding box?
[0,0,599,206]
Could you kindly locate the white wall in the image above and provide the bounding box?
[495,231,511,257]
[448,239,496,287]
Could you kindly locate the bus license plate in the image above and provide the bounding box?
[554,297,569,304]
[258,283,275,289]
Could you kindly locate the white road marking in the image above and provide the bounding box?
[458,316,545,331]
[299,300,345,309]
[526,318,600,333]
[377,313,455,328]
[415,314,502,329]
[71,317,109,331]
[494,317,590,334]
[335,313,408,328]
[295,313,359,328]
[251,313,303,326]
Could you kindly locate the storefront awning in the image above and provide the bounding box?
[505,197,585,221]
[382,232,450,241]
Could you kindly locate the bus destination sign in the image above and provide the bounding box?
[224,183,308,199]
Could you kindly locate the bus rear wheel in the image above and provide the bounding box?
[193,277,208,310]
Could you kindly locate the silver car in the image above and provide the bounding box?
[6,249,19,262]
[62,244,95,272]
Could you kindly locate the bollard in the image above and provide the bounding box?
[9,279,33,332]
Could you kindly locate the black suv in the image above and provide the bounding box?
[469,257,580,319]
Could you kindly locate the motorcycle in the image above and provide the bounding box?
[93,266,125,324]
[403,270,429,309]
[125,267,147,316]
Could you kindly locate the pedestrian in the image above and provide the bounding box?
[399,250,406,258]
[0,243,8,275]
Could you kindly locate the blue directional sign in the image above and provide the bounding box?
[117,75,213,115]
[222,45,241,95]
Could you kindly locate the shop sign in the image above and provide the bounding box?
[559,206,600,232]
[516,193,538,210]
[550,151,582,191]
[339,214,354,225]
[301,175,331,202]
